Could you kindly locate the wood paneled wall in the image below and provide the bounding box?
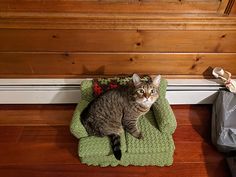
[0,0,226,14]
[0,0,236,78]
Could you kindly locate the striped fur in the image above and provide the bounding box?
[109,134,122,160]
[81,74,161,160]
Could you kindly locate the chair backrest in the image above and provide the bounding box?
[80,80,94,102]
[80,77,168,101]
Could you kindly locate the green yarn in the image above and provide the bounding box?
[126,111,175,154]
[79,133,127,157]
[80,151,173,167]
[153,98,177,134]
[70,100,89,139]
[81,80,93,102]
[70,78,177,167]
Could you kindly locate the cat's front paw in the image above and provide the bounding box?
[137,132,144,140]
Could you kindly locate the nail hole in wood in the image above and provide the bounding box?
[221,34,226,38]
[63,52,69,57]
[191,64,197,69]
[195,56,201,61]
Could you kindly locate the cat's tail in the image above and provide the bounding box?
[109,134,122,160]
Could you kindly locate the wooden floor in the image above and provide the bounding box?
[0,105,230,177]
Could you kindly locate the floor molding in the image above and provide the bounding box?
[0,79,228,104]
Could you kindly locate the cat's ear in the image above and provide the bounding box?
[152,75,161,87]
[132,73,141,87]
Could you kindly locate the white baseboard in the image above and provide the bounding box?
[0,79,228,104]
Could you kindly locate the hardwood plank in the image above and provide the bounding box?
[0,53,236,78]
[0,163,230,177]
[0,105,212,127]
[0,167,143,177]
[0,0,221,14]
[0,142,224,164]
[173,125,211,142]
[12,124,211,144]
[0,30,236,52]
[174,142,224,163]
[0,142,79,165]
[0,105,75,126]
[172,105,212,125]
[18,126,76,143]
[0,164,146,176]
[0,126,23,143]
[12,125,210,143]
[0,105,229,176]
[145,162,230,177]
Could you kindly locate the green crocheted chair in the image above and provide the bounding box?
[70,78,177,167]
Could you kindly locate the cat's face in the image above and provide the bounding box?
[132,74,161,108]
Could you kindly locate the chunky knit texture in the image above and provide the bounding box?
[70,78,177,167]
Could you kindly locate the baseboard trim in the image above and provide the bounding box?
[0,79,228,104]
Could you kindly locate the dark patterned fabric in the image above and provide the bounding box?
[93,76,151,97]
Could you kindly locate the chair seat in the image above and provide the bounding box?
[126,111,174,154]
[79,134,127,157]
[79,110,174,158]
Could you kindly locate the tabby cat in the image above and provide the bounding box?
[81,74,161,160]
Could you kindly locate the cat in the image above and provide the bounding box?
[81,74,161,160]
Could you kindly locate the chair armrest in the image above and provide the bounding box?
[152,97,177,134]
[70,100,89,139]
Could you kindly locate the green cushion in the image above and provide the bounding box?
[79,133,127,157]
[126,111,175,154]
[80,151,173,167]
[70,78,177,166]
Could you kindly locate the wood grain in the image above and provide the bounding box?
[0,105,229,176]
[0,1,235,81]
[0,105,75,126]
[173,125,211,142]
[18,126,76,143]
[0,0,221,14]
[0,53,236,78]
[172,105,212,125]
[0,141,224,164]
[230,0,236,15]
[1,16,236,30]
[145,162,230,177]
[0,163,230,177]
[0,105,211,126]
[0,30,236,52]
[0,126,23,143]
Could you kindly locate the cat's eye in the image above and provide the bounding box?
[150,89,155,94]
[138,89,144,94]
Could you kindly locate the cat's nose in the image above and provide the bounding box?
[144,94,149,99]
[144,93,148,98]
